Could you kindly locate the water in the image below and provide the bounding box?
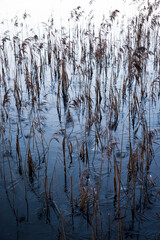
[0,0,160,239]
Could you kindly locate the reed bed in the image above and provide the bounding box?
[0,0,160,239]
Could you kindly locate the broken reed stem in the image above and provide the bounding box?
[97,154,103,195]
[95,124,103,150]
[2,134,6,190]
[67,138,72,165]
[16,124,27,199]
[114,155,117,198]
[86,141,89,166]
[2,134,14,209]
[118,125,124,219]
[63,137,67,183]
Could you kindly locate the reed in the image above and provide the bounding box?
[0,0,160,238]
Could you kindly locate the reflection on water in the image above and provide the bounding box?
[0,0,160,239]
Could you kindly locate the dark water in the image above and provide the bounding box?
[0,1,160,239]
